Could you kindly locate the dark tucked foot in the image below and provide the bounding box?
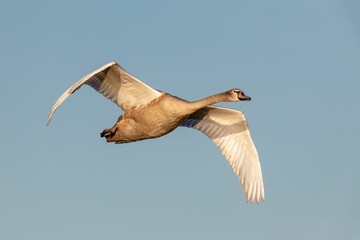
[100,128,116,138]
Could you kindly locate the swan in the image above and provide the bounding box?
[47,62,264,204]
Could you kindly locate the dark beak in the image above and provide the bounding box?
[238,93,251,101]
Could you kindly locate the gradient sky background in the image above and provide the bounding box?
[1,0,359,239]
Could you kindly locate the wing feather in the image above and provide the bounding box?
[47,62,161,125]
[181,105,264,203]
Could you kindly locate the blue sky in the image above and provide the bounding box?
[1,0,359,239]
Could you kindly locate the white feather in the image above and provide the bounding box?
[47,62,161,125]
[181,105,264,203]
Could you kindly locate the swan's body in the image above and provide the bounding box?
[47,62,264,203]
[101,93,191,143]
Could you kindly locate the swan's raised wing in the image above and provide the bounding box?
[181,106,264,204]
[47,62,162,125]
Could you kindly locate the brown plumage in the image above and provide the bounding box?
[47,62,264,203]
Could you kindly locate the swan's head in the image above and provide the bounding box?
[227,88,251,102]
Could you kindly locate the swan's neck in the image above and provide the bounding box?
[187,92,228,113]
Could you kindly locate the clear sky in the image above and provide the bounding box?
[1,0,359,239]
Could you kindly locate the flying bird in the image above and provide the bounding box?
[47,62,264,203]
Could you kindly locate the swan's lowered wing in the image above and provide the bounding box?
[47,62,162,125]
[181,106,264,203]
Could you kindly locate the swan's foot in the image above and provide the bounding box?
[100,127,117,139]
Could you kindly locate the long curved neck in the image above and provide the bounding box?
[187,92,229,113]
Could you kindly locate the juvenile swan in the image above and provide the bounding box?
[47,62,264,204]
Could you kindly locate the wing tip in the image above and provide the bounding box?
[46,61,119,127]
[46,114,52,126]
[244,181,265,204]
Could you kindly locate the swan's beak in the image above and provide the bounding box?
[238,93,251,101]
